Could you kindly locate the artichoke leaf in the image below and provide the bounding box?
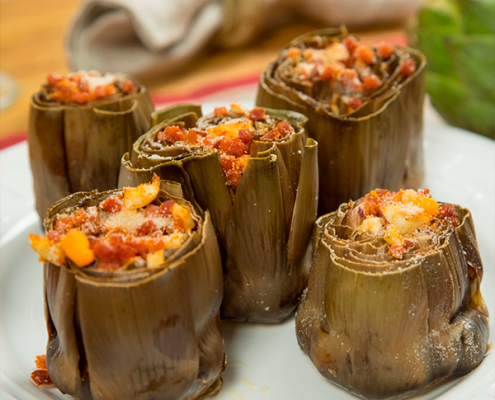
[151,104,202,127]
[223,154,288,322]
[29,99,69,219]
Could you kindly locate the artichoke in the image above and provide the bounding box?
[256,27,427,214]
[408,0,495,138]
[28,179,225,400]
[119,104,318,322]
[28,71,155,220]
[296,188,489,399]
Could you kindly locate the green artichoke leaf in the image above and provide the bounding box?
[223,154,288,322]
[417,0,462,30]
[287,138,318,263]
[459,0,495,34]
[29,100,69,220]
[151,104,202,126]
[445,34,495,103]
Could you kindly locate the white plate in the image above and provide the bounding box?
[1,103,494,400]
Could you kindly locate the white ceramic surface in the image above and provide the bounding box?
[1,103,494,400]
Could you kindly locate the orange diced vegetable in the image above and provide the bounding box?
[123,174,160,210]
[60,229,95,268]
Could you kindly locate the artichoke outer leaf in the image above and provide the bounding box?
[28,99,70,220]
[287,138,318,263]
[459,0,495,34]
[445,34,495,103]
[151,104,203,127]
[222,154,289,322]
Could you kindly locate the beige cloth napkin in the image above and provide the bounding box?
[67,0,421,79]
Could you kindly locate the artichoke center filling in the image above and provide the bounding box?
[44,70,137,104]
[281,36,416,116]
[341,189,459,259]
[29,175,195,270]
[152,103,296,189]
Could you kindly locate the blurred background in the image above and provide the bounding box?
[0,0,493,145]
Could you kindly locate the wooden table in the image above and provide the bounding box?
[0,0,406,140]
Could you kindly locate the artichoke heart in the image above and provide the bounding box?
[119,103,319,322]
[296,188,489,399]
[29,178,225,400]
[29,70,155,220]
[256,27,427,214]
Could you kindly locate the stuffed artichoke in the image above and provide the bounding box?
[29,71,154,220]
[296,188,489,399]
[119,103,318,322]
[256,28,427,214]
[29,177,225,400]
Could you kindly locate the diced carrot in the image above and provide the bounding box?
[214,107,229,117]
[60,229,95,268]
[123,173,160,210]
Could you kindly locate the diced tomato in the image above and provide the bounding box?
[219,138,247,157]
[54,217,74,234]
[159,200,175,217]
[186,129,198,145]
[276,121,292,137]
[377,42,393,60]
[439,204,459,227]
[417,188,431,198]
[400,59,416,78]
[121,79,136,94]
[404,239,415,250]
[355,45,375,64]
[109,236,137,260]
[287,47,301,58]
[157,126,186,143]
[389,244,405,259]
[338,69,363,92]
[214,107,229,117]
[31,370,52,386]
[363,76,382,90]
[100,195,123,213]
[47,230,62,243]
[202,136,214,147]
[144,204,161,217]
[249,107,266,121]
[35,355,47,370]
[225,169,242,189]
[73,209,87,226]
[136,220,157,236]
[46,73,63,86]
[343,36,358,53]
[238,129,253,144]
[105,85,117,96]
[348,97,363,110]
[220,155,235,171]
[261,130,280,141]
[93,86,106,99]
